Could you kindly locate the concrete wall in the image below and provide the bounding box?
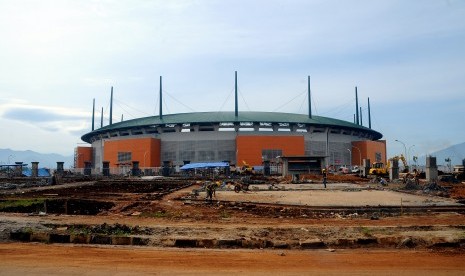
[85,126,383,172]
[103,137,161,168]
[353,140,387,166]
[75,147,93,169]
[236,135,305,166]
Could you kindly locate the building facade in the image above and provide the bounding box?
[77,111,385,174]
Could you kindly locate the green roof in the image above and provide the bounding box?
[81,111,382,142]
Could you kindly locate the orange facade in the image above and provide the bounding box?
[352,140,387,166]
[236,135,305,166]
[75,147,93,168]
[103,137,161,168]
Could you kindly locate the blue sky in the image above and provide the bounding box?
[0,0,464,165]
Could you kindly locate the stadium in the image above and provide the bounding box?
[76,74,386,175]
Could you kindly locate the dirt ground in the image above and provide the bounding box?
[1,176,465,275]
[1,243,465,275]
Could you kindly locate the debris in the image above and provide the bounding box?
[404,179,420,190]
[423,182,446,192]
[370,212,380,220]
[398,237,415,248]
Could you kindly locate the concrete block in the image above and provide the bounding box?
[90,235,111,245]
[131,237,149,246]
[196,239,216,248]
[10,231,31,242]
[335,238,354,246]
[49,233,70,243]
[112,236,132,245]
[174,238,197,247]
[217,239,241,248]
[241,239,265,249]
[71,234,89,244]
[300,238,325,249]
[31,232,49,242]
[356,237,377,245]
[270,241,290,249]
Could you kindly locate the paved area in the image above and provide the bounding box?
[211,183,461,207]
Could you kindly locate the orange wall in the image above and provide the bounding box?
[352,140,387,165]
[104,138,161,168]
[75,147,93,168]
[236,135,305,166]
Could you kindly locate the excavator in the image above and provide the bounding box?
[240,160,254,174]
[395,154,409,173]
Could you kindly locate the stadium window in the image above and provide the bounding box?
[375,152,382,162]
[118,152,132,163]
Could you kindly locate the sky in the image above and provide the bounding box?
[0,0,464,165]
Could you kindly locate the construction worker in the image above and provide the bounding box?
[322,169,327,188]
[205,181,219,202]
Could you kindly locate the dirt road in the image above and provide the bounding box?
[1,243,464,275]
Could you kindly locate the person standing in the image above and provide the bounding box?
[322,169,327,188]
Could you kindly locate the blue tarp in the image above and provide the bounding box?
[21,168,51,177]
[180,162,229,170]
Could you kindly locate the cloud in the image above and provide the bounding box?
[0,102,90,133]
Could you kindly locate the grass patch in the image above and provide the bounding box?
[141,211,168,218]
[219,210,231,219]
[68,223,132,236]
[359,226,373,237]
[0,199,45,210]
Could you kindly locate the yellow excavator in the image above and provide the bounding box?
[397,154,409,173]
[240,160,254,174]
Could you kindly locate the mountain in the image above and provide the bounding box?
[0,148,74,169]
[418,142,465,167]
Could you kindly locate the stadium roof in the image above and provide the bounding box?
[81,111,382,142]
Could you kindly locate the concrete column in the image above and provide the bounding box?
[102,161,110,177]
[389,159,399,181]
[361,159,371,177]
[56,162,64,175]
[281,159,289,177]
[15,162,23,177]
[31,162,39,177]
[162,161,170,177]
[132,161,140,176]
[426,156,438,181]
[84,162,92,176]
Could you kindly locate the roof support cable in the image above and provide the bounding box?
[272,89,306,112]
[237,88,251,111]
[163,89,196,112]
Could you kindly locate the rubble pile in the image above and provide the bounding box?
[423,182,447,193]
[404,179,421,190]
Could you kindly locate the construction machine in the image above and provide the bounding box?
[396,154,409,173]
[368,162,389,176]
[240,160,254,174]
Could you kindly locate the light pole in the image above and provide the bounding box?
[395,139,407,157]
[347,149,352,168]
[408,145,415,167]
